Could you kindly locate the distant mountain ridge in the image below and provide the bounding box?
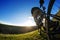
[0,23,37,34]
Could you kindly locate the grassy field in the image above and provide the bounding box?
[0,30,45,40]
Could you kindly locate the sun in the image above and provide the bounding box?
[20,19,36,26]
[0,17,36,27]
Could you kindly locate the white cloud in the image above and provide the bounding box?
[0,20,16,25]
[20,19,36,26]
[28,16,33,19]
[0,19,36,26]
[0,16,36,26]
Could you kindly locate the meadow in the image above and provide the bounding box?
[0,30,45,40]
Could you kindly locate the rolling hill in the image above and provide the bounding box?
[0,23,37,34]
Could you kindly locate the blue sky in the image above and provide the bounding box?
[0,0,60,26]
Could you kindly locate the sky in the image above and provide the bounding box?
[0,0,60,26]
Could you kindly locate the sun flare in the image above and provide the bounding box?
[20,19,36,26]
[0,19,36,27]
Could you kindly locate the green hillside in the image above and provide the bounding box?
[0,23,37,34]
[0,30,45,40]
